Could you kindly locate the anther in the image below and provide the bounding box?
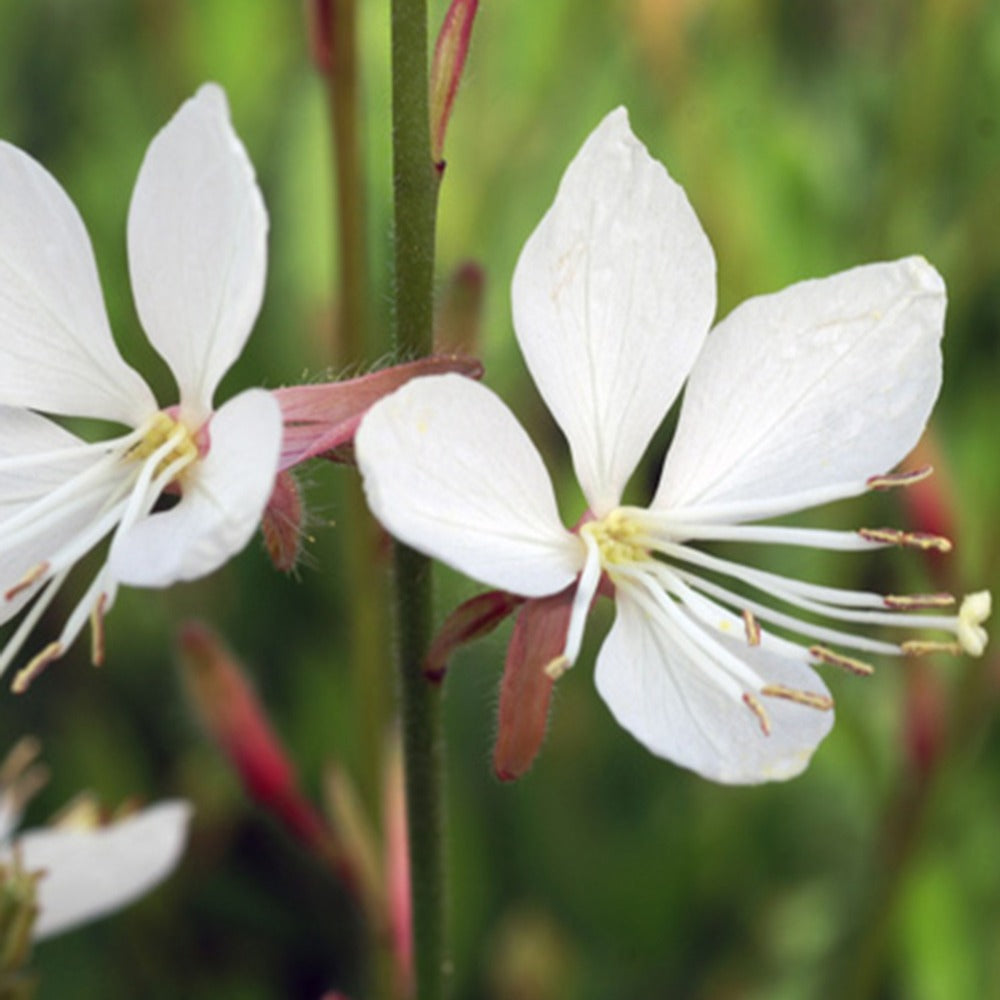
[866,466,933,491]
[809,645,875,677]
[742,609,761,647]
[11,642,63,694]
[742,692,771,736]
[90,593,108,667]
[884,592,955,610]
[900,640,962,657]
[544,654,570,680]
[761,684,834,711]
[858,527,952,553]
[5,562,50,602]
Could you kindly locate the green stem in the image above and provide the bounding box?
[389,0,446,997]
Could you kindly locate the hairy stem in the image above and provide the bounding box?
[389,0,447,997]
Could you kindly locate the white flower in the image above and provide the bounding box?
[0,84,282,689]
[356,108,990,784]
[0,740,191,941]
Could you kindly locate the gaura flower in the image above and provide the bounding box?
[0,739,191,942]
[356,109,991,784]
[0,84,281,690]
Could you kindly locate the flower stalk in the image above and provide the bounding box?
[390,0,447,996]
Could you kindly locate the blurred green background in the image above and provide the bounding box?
[0,1,998,997]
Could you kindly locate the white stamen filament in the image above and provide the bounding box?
[0,415,201,684]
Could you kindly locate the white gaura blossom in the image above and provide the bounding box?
[0,740,191,940]
[0,84,281,690]
[356,109,991,784]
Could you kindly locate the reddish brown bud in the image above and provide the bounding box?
[178,623,328,853]
[429,0,479,169]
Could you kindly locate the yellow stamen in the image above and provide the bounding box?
[5,562,49,602]
[128,412,199,480]
[544,654,570,680]
[809,645,875,677]
[900,640,962,657]
[742,692,771,736]
[761,684,834,711]
[866,466,933,490]
[859,527,952,553]
[90,593,108,667]
[12,642,63,694]
[742,609,761,647]
[884,592,955,610]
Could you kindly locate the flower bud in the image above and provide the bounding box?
[178,623,328,853]
[429,0,479,170]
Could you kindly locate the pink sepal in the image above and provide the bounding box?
[274,355,482,471]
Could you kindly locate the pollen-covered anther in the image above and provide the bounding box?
[544,654,570,680]
[884,592,955,610]
[809,645,875,677]
[761,684,834,711]
[90,593,108,667]
[11,642,63,694]
[900,639,962,657]
[866,466,933,491]
[858,527,952,553]
[742,692,771,736]
[5,562,50,602]
[742,608,761,647]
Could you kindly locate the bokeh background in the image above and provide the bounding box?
[0,1,998,997]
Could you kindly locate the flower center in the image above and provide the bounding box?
[582,509,649,575]
[128,412,199,481]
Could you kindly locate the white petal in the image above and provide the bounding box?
[512,108,716,516]
[128,84,267,418]
[655,257,945,512]
[356,374,582,596]
[595,591,834,784]
[0,410,116,623]
[110,389,281,587]
[0,144,155,424]
[17,800,192,940]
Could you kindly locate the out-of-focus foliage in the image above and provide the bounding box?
[0,1,997,997]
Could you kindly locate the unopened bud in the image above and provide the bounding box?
[178,623,328,853]
[305,0,334,75]
[429,0,479,170]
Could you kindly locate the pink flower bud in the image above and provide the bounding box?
[178,623,329,853]
[429,0,479,169]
